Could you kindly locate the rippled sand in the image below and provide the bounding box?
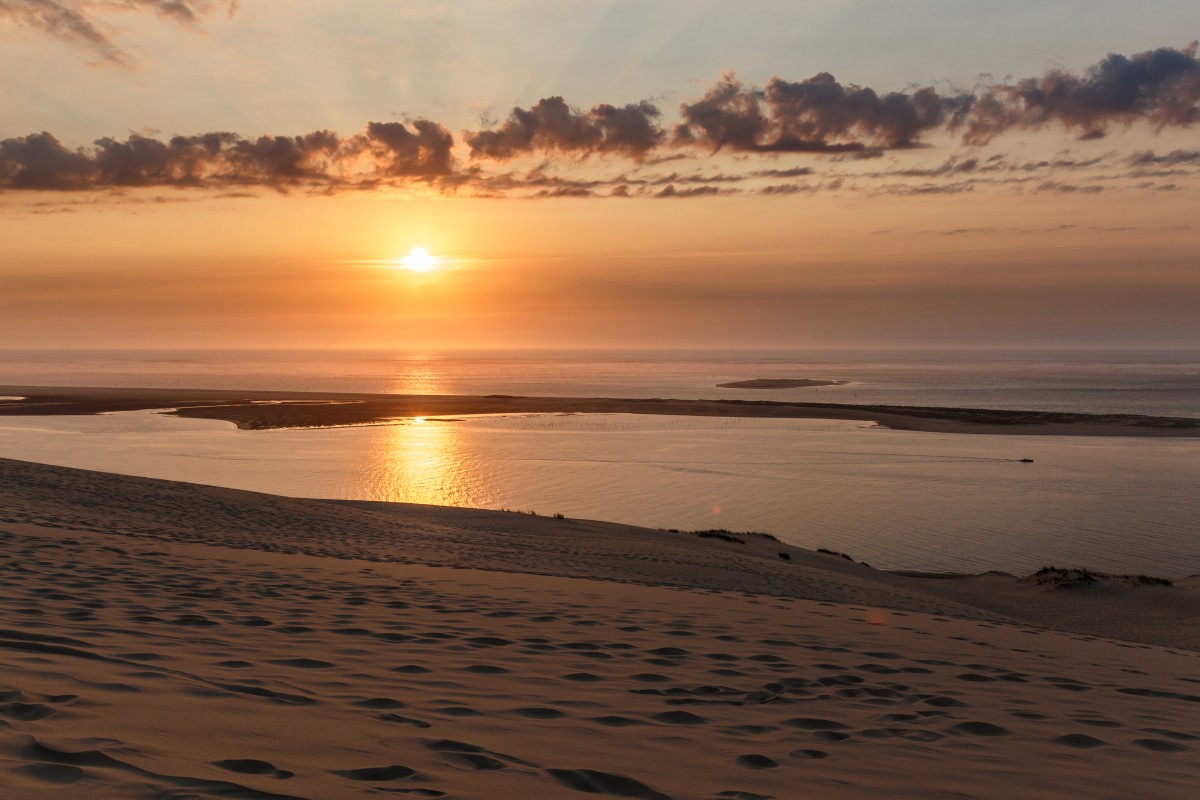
[2,457,1199,799]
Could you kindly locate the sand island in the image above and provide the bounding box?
[3,385,1199,437]
[717,378,851,389]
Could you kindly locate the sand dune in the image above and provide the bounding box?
[2,457,1198,798]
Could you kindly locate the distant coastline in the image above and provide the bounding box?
[716,378,851,389]
[3,385,1200,437]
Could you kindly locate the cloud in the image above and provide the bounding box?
[758,183,814,196]
[0,0,231,66]
[654,184,727,199]
[671,43,1200,153]
[0,122,456,192]
[0,0,128,65]
[958,42,1200,144]
[1035,180,1104,194]
[672,70,950,153]
[1128,149,1200,166]
[360,120,455,178]
[4,43,1199,198]
[465,97,664,160]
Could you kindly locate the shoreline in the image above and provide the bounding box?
[3,455,1199,647]
[3,384,1199,436]
[716,378,852,389]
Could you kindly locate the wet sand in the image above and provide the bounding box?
[716,379,851,389]
[3,385,1199,436]
[1,457,1199,798]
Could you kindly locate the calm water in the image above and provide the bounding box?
[2,347,1199,416]
[1,348,1198,576]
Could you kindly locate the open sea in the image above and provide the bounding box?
[1,348,1198,577]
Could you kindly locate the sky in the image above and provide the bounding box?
[1,1,1198,350]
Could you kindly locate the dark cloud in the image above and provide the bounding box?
[751,167,813,179]
[1036,180,1104,194]
[0,122,455,192]
[878,181,976,197]
[758,183,813,196]
[465,97,664,160]
[0,0,128,65]
[959,42,1200,144]
[361,120,455,178]
[0,1,230,66]
[1128,149,1200,166]
[673,71,942,153]
[533,186,594,198]
[893,156,979,178]
[654,184,727,199]
[673,44,1200,152]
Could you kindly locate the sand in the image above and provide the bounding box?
[3,384,1200,436]
[2,457,1199,799]
[716,379,850,389]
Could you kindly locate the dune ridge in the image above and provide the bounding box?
[2,457,1199,798]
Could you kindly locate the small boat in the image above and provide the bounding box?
[1019,458,1034,463]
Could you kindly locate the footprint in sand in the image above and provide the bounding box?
[547,768,670,800]
[513,707,566,719]
[377,713,431,728]
[466,636,513,647]
[782,718,848,731]
[1052,734,1106,749]
[331,765,417,781]
[353,698,406,709]
[631,673,671,683]
[425,739,537,770]
[1133,739,1189,753]
[789,749,829,760]
[590,715,646,727]
[212,758,294,779]
[266,658,336,669]
[20,763,84,785]
[3,702,56,721]
[435,706,481,717]
[465,664,509,674]
[948,721,1009,737]
[652,711,707,726]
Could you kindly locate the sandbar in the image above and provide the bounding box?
[717,378,851,389]
[2,384,1199,436]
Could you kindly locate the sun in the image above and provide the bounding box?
[397,247,437,273]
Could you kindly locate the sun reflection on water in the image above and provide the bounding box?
[367,418,467,506]
[384,358,447,396]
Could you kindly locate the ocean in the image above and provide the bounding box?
[1,348,1198,576]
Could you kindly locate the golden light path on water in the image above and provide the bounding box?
[369,417,464,506]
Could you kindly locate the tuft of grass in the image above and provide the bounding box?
[674,528,781,545]
[694,530,746,544]
[1026,566,1173,589]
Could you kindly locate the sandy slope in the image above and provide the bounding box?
[1,457,1199,798]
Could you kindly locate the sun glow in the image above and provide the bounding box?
[398,247,437,273]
